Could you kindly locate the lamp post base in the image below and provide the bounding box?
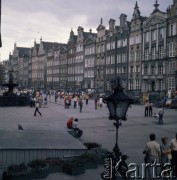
[113,143,120,156]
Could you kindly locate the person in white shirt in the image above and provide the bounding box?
[99,97,103,109]
[72,118,83,138]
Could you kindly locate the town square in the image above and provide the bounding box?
[0,0,177,179]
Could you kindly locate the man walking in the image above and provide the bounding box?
[157,105,164,125]
[143,133,161,179]
[79,99,83,113]
[34,101,42,116]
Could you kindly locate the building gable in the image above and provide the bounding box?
[143,14,167,28]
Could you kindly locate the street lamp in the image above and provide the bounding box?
[105,76,133,155]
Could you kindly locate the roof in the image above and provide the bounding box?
[17,47,30,57]
[42,42,65,51]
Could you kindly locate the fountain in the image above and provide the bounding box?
[0,68,29,106]
[2,68,18,95]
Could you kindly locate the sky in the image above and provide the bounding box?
[0,0,173,61]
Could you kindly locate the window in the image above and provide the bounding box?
[130,37,135,45]
[135,35,141,44]
[122,67,126,73]
[117,40,121,47]
[169,42,176,57]
[130,52,134,62]
[106,56,110,65]
[136,66,140,73]
[158,80,163,90]
[152,47,156,60]
[136,79,140,90]
[101,44,105,52]
[122,54,126,63]
[136,51,141,61]
[170,24,173,36]
[169,62,175,74]
[152,30,156,41]
[130,66,134,73]
[117,54,121,63]
[145,49,149,60]
[117,67,121,73]
[159,28,164,39]
[111,56,115,64]
[151,66,155,75]
[123,39,127,47]
[144,66,148,75]
[169,23,176,36]
[168,77,175,90]
[111,42,115,49]
[145,32,149,42]
[159,46,164,59]
[158,65,163,75]
[129,80,133,90]
[107,43,110,50]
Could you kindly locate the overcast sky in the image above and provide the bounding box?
[0,0,173,61]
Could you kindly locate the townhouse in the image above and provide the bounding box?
[2,0,177,97]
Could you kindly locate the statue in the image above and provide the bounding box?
[9,67,14,83]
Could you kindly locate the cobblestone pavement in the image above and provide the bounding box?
[0,98,177,179]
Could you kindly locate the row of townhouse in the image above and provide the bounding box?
[2,0,177,95]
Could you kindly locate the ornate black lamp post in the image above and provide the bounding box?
[105,76,133,155]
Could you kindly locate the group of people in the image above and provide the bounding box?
[144,100,153,117]
[144,100,164,125]
[29,92,48,109]
[67,117,83,138]
[143,133,177,178]
[64,95,84,113]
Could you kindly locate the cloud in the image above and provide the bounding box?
[0,0,173,61]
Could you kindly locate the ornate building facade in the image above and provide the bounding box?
[2,0,177,95]
[141,1,168,92]
[167,0,177,91]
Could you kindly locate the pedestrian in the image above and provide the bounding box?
[79,98,83,113]
[55,93,58,102]
[161,137,171,166]
[99,97,103,109]
[144,100,149,117]
[72,118,83,138]
[29,96,33,108]
[95,97,98,110]
[85,94,89,105]
[170,133,177,176]
[73,96,77,108]
[34,101,42,116]
[157,105,164,125]
[148,102,153,117]
[44,96,48,108]
[143,133,161,179]
[143,133,161,163]
[67,117,74,129]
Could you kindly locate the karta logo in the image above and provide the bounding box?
[103,158,177,179]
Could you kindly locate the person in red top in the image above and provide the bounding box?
[67,117,83,138]
[67,117,74,129]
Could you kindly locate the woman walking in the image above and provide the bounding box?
[34,101,42,116]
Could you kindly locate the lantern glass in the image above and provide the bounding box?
[115,101,130,119]
[107,101,115,118]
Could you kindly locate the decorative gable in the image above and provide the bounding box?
[143,14,167,28]
[38,42,44,55]
[84,37,96,45]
